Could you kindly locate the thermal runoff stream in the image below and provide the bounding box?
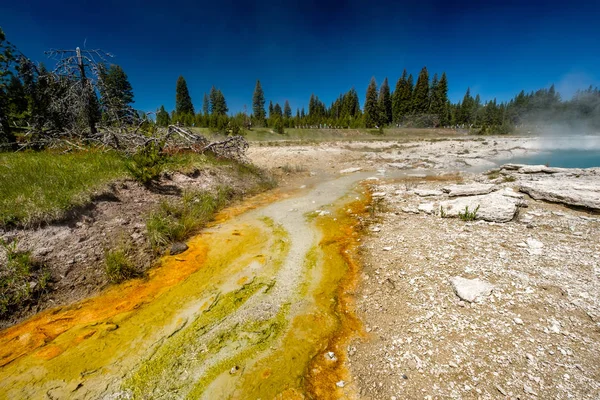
[0,172,379,399]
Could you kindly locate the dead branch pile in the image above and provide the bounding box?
[118,125,249,163]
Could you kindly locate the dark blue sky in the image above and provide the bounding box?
[2,0,599,114]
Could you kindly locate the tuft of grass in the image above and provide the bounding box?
[0,240,50,317]
[0,150,127,227]
[281,163,307,173]
[503,175,516,183]
[458,205,480,221]
[486,171,500,180]
[368,197,387,218]
[146,186,234,252]
[104,244,138,283]
[439,206,447,218]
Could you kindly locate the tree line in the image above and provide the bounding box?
[2,25,599,150]
[162,68,600,134]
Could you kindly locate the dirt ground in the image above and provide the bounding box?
[249,136,600,400]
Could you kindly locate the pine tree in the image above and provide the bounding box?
[202,93,209,115]
[392,70,405,122]
[175,76,194,115]
[252,80,266,123]
[364,77,380,128]
[98,64,135,122]
[413,67,429,114]
[156,105,170,127]
[459,88,475,125]
[379,77,392,125]
[436,73,449,125]
[209,87,228,116]
[283,100,292,118]
[342,87,360,118]
[273,102,282,117]
[268,100,274,118]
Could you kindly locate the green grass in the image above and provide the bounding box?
[146,187,235,252]
[104,244,138,283]
[0,149,273,228]
[458,205,480,221]
[0,150,127,227]
[0,240,50,317]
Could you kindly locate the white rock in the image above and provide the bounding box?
[443,183,496,197]
[520,178,600,211]
[450,276,494,303]
[438,191,521,223]
[514,317,524,325]
[336,380,346,388]
[372,192,387,197]
[526,238,544,255]
[523,384,538,396]
[401,207,420,214]
[418,202,436,214]
[412,188,444,197]
[340,167,362,174]
[383,246,393,251]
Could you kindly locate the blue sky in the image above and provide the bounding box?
[1,0,599,114]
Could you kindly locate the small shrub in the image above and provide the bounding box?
[126,140,167,186]
[104,246,137,283]
[503,175,516,182]
[458,205,480,221]
[0,240,49,316]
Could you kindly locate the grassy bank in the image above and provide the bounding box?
[0,151,128,227]
[0,150,272,228]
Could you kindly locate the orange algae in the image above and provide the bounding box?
[221,191,370,400]
[0,189,292,370]
[0,221,274,399]
[0,242,208,368]
[304,191,371,399]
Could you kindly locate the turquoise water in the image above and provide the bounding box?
[505,149,600,168]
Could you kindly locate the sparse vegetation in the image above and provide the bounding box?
[104,243,138,283]
[439,206,447,218]
[369,196,387,218]
[486,171,500,180]
[0,240,49,317]
[281,163,307,173]
[458,205,480,221]
[146,187,234,252]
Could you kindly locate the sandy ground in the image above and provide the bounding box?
[249,135,600,400]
